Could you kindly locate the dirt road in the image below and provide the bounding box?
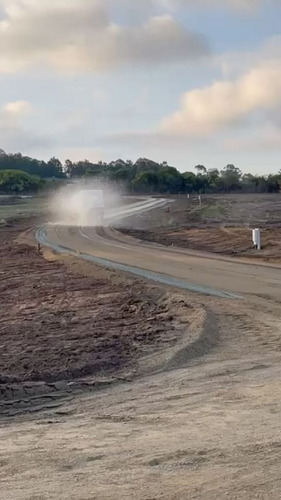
[38,223,281,302]
[1,208,281,499]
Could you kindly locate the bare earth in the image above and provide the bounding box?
[1,196,281,500]
[120,193,281,263]
[0,219,200,407]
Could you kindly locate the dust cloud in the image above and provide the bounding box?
[49,180,123,227]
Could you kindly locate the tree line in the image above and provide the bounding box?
[62,157,281,194]
[0,149,280,194]
[0,149,65,179]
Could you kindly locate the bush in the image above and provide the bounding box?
[0,170,44,194]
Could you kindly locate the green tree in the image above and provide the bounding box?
[182,171,197,193]
[65,159,73,177]
[242,173,260,192]
[195,165,207,174]
[220,164,242,192]
[0,150,65,178]
[266,174,279,193]
[0,170,43,194]
[158,166,184,193]
[46,157,64,178]
[193,165,209,193]
[132,171,160,193]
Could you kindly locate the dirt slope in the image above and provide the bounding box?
[120,194,281,263]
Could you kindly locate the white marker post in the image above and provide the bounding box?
[252,228,261,250]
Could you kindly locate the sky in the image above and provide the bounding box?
[0,0,281,174]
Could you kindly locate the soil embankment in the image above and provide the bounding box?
[120,194,281,263]
[0,218,206,414]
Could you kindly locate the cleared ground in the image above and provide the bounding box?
[120,193,281,263]
[1,195,281,499]
[0,196,47,220]
[1,219,202,409]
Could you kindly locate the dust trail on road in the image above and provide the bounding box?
[36,195,241,299]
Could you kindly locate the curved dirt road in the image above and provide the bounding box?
[3,198,281,500]
[36,199,281,303]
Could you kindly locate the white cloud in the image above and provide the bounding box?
[0,100,50,151]
[160,60,281,136]
[3,100,31,114]
[0,0,209,74]
[0,100,31,124]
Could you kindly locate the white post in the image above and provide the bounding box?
[198,195,202,207]
[252,228,261,250]
[252,229,257,249]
